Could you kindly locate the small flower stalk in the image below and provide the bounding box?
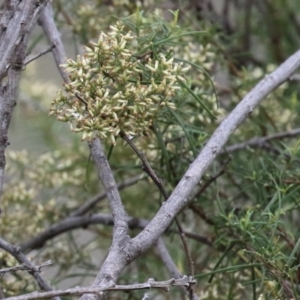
[50,23,189,144]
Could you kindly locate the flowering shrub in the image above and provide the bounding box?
[50,23,189,144]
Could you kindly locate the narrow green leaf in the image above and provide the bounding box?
[195,263,263,279]
[287,237,300,267]
[177,78,216,119]
[209,242,235,283]
[167,107,197,156]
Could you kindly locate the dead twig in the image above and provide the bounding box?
[0,260,52,275]
[4,276,196,300]
[24,45,55,65]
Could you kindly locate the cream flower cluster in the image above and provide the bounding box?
[50,23,189,144]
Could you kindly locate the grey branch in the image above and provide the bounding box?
[19,211,211,254]
[78,140,131,300]
[223,127,300,153]
[141,293,150,300]
[0,2,59,299]
[156,239,183,279]
[39,3,69,82]
[289,73,300,81]
[156,239,201,300]
[71,174,146,217]
[4,277,195,300]
[0,0,47,80]
[0,260,52,275]
[0,0,47,203]
[0,238,59,300]
[88,139,129,234]
[19,214,148,253]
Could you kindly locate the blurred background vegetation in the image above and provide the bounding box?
[2,0,300,299]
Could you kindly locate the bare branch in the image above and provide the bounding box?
[0,2,59,298]
[88,139,128,232]
[4,277,196,300]
[0,0,47,80]
[39,2,69,82]
[290,74,300,81]
[0,0,48,203]
[24,45,55,66]
[0,260,52,275]
[188,159,231,226]
[20,213,149,253]
[0,1,19,41]
[39,7,133,298]
[20,212,211,255]
[71,174,146,217]
[141,293,149,300]
[156,239,182,279]
[121,133,168,198]
[0,238,59,300]
[79,142,133,295]
[223,127,300,153]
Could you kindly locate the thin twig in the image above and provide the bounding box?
[0,260,52,275]
[4,277,196,300]
[184,232,213,247]
[290,74,300,81]
[121,132,168,198]
[189,158,231,226]
[71,174,146,217]
[24,45,55,65]
[75,92,88,111]
[189,204,215,226]
[174,218,194,276]
[223,127,300,154]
